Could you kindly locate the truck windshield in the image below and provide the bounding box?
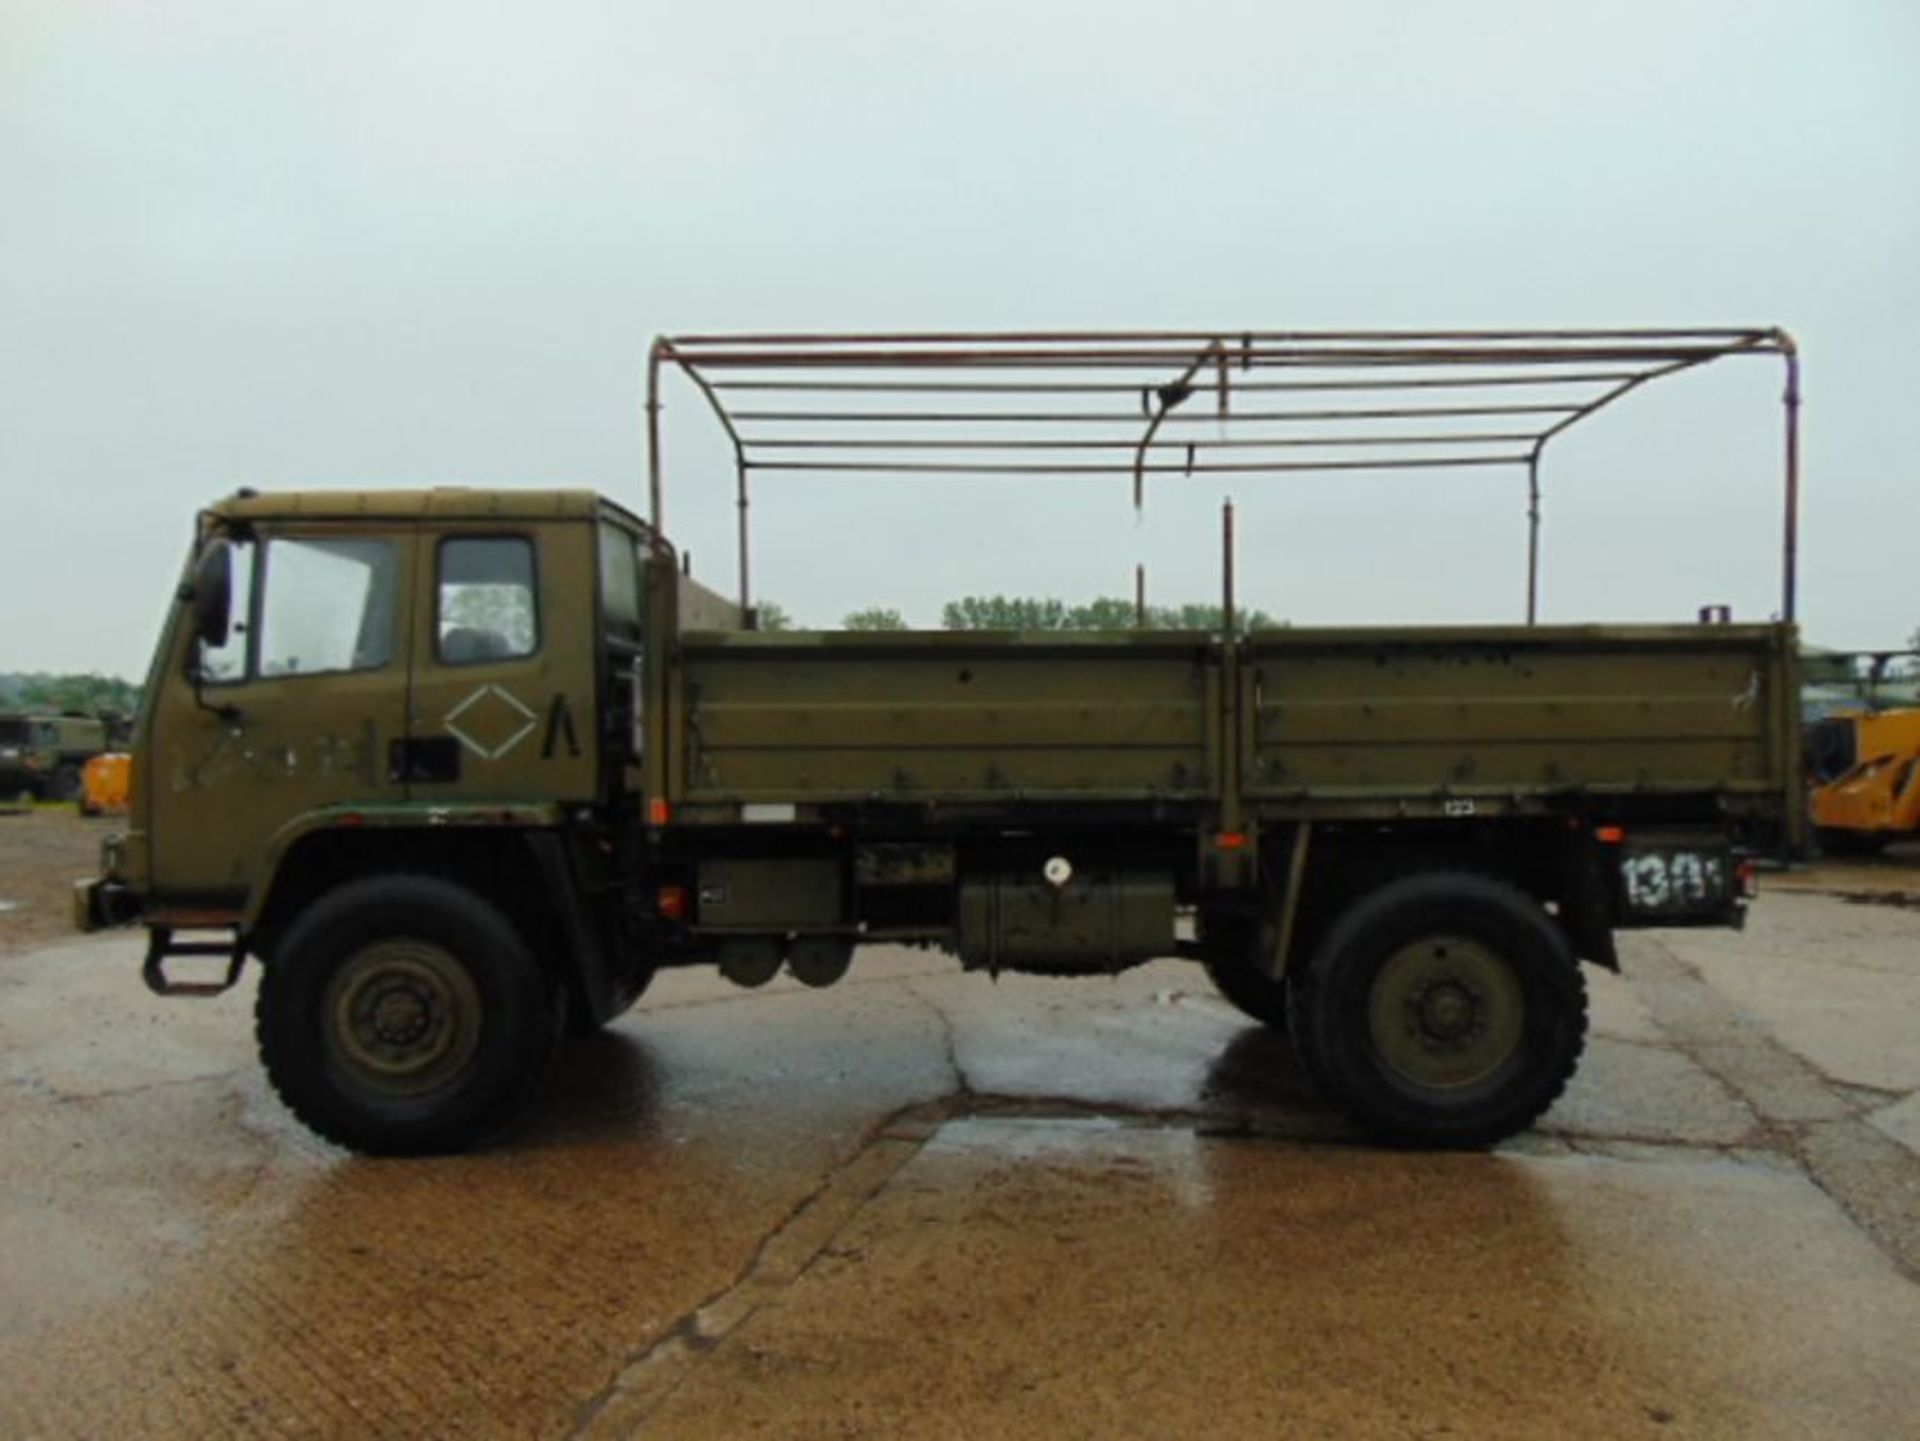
[0,720,27,744]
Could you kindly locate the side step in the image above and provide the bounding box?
[142,923,248,997]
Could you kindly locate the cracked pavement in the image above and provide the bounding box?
[2,881,1919,1439]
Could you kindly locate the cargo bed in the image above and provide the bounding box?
[668,622,1798,839]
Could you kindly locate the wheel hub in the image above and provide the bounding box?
[1368,935,1525,1092]
[370,985,434,1047]
[1412,978,1479,1044]
[325,941,482,1097]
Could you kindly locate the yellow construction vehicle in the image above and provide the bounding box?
[80,752,131,816]
[1804,652,1920,855]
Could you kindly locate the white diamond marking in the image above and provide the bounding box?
[444,684,538,761]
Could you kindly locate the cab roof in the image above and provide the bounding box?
[208,487,647,528]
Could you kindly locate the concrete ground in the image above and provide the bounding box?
[2,868,1918,1438]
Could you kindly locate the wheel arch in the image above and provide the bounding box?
[247,819,621,1026]
[1281,821,1619,973]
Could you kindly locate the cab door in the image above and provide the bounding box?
[147,523,414,904]
[400,521,597,804]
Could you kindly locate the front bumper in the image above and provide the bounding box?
[74,876,141,932]
[74,831,141,932]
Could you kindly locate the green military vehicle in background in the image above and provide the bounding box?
[2,712,110,801]
[77,329,1807,1154]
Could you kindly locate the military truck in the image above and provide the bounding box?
[77,329,1806,1154]
[1,712,109,801]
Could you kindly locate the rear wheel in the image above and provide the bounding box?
[51,764,82,803]
[1200,913,1290,1029]
[1204,953,1291,1028]
[1291,871,1586,1148]
[257,874,557,1154]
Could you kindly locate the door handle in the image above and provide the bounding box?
[388,736,461,784]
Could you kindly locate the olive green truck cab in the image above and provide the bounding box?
[77,329,1806,1154]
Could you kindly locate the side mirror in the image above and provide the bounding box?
[179,539,244,722]
[186,539,234,648]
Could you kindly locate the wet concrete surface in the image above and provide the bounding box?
[3,884,1919,1439]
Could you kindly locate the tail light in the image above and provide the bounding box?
[656,883,689,922]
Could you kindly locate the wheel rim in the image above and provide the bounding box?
[324,940,482,1097]
[1366,934,1525,1092]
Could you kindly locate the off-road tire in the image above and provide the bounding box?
[1292,871,1587,1149]
[1203,952,1291,1030]
[257,874,556,1155]
[1197,910,1292,1029]
[1283,958,1331,1090]
[1195,904,1336,1066]
[51,764,82,803]
[561,965,653,1037]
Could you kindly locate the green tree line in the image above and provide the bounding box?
[808,596,1283,634]
[0,672,141,716]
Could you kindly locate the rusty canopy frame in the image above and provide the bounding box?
[646,328,1800,624]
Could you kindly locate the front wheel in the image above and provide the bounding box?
[561,964,654,1036]
[1290,872,1587,1148]
[257,875,557,1154]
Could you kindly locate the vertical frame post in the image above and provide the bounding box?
[736,463,752,616]
[1525,450,1542,625]
[1781,344,1801,624]
[646,343,665,531]
[1222,499,1237,636]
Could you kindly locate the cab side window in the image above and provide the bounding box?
[259,538,398,678]
[438,537,538,664]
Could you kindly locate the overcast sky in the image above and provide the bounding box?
[3,0,1916,675]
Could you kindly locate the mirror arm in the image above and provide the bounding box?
[188,664,242,725]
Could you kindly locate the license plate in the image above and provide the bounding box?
[1619,844,1734,919]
